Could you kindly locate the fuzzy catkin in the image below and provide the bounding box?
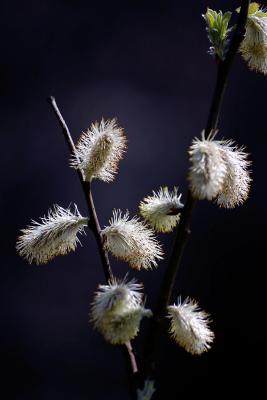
[188,135,228,200]
[139,187,183,233]
[240,4,267,75]
[168,297,214,355]
[91,278,152,344]
[70,118,127,182]
[101,210,163,270]
[216,142,251,208]
[188,134,251,207]
[16,204,87,264]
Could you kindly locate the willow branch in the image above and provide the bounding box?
[48,96,113,282]
[142,0,250,379]
[47,96,138,378]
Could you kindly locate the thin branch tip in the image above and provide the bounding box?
[47,95,55,104]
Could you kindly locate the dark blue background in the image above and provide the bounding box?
[1,0,266,398]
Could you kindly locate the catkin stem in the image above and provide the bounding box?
[142,0,250,385]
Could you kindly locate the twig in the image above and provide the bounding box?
[47,96,138,380]
[125,341,138,374]
[48,96,113,282]
[142,0,250,382]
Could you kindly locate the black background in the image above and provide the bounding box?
[1,0,266,399]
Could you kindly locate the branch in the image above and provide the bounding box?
[47,96,139,381]
[142,0,250,381]
[48,96,113,282]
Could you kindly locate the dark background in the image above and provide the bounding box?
[1,0,266,398]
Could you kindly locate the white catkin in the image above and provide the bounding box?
[139,187,183,233]
[216,141,251,208]
[91,278,144,328]
[188,134,228,200]
[90,277,152,344]
[188,133,251,208]
[16,204,88,264]
[70,118,127,182]
[101,210,163,270]
[168,297,214,355]
[240,8,267,75]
